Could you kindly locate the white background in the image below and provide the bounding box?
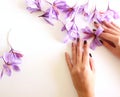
[0,0,120,97]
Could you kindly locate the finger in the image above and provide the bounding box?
[102,40,115,52]
[102,21,120,34]
[89,53,95,72]
[72,42,77,65]
[102,21,115,29]
[111,22,120,30]
[77,38,82,65]
[99,33,117,43]
[65,52,73,71]
[83,40,89,66]
[94,21,116,34]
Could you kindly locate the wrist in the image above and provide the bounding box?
[78,92,95,97]
[78,95,95,97]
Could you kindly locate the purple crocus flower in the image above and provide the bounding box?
[25,0,41,13]
[103,5,120,21]
[82,26,104,50]
[78,1,90,19]
[39,6,59,25]
[54,0,79,19]
[86,7,104,23]
[62,5,76,17]
[88,7,101,23]
[39,0,62,25]
[95,4,119,23]
[62,4,80,20]
[62,18,80,43]
[0,49,23,78]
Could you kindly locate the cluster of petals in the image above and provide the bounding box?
[25,0,119,50]
[0,48,23,78]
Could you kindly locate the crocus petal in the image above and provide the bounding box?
[95,39,102,46]
[81,26,92,34]
[96,12,105,23]
[54,0,68,10]
[66,25,79,40]
[90,39,96,50]
[78,2,89,18]
[6,68,11,76]
[95,26,104,36]
[108,9,120,19]
[83,34,93,40]
[25,0,41,13]
[82,26,94,39]
[63,35,69,43]
[12,65,20,72]
[90,38,102,50]
[3,52,13,65]
[61,4,79,19]
[68,29,79,39]
[63,8,75,17]
[40,7,59,25]
[62,18,79,42]
[3,51,22,66]
[61,25,66,31]
[3,65,11,76]
[65,20,75,31]
[10,49,23,59]
[79,2,88,14]
[0,69,4,78]
[42,17,54,25]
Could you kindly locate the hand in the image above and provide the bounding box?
[94,21,120,58]
[65,39,95,97]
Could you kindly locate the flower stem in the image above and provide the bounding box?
[6,29,12,49]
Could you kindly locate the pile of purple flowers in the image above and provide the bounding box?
[25,0,120,50]
[0,48,23,78]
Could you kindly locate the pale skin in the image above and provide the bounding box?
[65,21,120,97]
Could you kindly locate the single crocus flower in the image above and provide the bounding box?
[0,48,23,78]
[82,26,104,50]
[104,4,120,21]
[57,1,79,20]
[40,7,59,25]
[62,18,80,43]
[62,5,76,18]
[95,4,119,23]
[78,1,90,19]
[88,7,101,23]
[39,0,62,25]
[25,0,41,13]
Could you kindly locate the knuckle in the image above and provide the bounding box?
[71,67,80,75]
[71,65,88,74]
[80,66,86,72]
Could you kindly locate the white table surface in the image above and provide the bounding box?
[0,0,120,97]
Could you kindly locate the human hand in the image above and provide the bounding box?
[65,39,95,97]
[94,21,120,58]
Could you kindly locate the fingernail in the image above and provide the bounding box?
[77,38,79,42]
[100,40,103,44]
[72,42,73,47]
[89,53,92,57]
[94,21,97,24]
[93,29,96,31]
[101,21,104,24]
[84,40,87,45]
